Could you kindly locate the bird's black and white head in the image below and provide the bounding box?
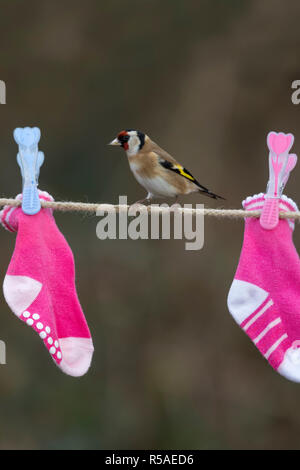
[109,129,146,156]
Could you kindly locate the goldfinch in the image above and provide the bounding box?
[109,130,225,203]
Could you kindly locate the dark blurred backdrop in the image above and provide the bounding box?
[1,0,300,450]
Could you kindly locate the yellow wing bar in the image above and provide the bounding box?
[174,164,195,181]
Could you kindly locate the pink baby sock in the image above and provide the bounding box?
[227,193,300,382]
[0,191,94,377]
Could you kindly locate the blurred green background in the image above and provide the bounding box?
[1,0,300,450]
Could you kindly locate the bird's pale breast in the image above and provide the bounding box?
[128,154,195,197]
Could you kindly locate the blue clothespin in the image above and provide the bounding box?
[14,127,44,215]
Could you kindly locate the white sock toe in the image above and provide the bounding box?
[58,337,94,377]
[277,348,300,383]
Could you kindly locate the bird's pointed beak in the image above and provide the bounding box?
[108,138,120,146]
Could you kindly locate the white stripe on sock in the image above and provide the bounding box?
[253,318,281,345]
[264,334,288,359]
[5,207,16,232]
[243,299,274,331]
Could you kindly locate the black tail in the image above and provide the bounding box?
[200,189,226,201]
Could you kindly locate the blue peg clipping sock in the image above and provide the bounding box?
[14,127,44,215]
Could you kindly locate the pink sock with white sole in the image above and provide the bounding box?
[227,193,300,382]
[0,191,94,377]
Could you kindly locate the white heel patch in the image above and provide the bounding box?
[3,275,42,317]
[227,279,269,325]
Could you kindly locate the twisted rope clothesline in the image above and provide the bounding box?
[0,198,299,220]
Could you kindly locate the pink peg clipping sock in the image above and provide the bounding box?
[260,132,294,230]
[227,193,300,382]
[0,191,94,377]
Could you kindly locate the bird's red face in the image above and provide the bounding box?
[117,131,130,150]
[108,129,146,155]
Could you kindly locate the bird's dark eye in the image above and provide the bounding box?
[118,134,129,145]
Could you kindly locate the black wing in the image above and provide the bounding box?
[159,159,225,200]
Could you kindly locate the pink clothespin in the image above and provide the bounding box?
[260,132,296,230]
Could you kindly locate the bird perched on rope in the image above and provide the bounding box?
[109,129,225,204]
